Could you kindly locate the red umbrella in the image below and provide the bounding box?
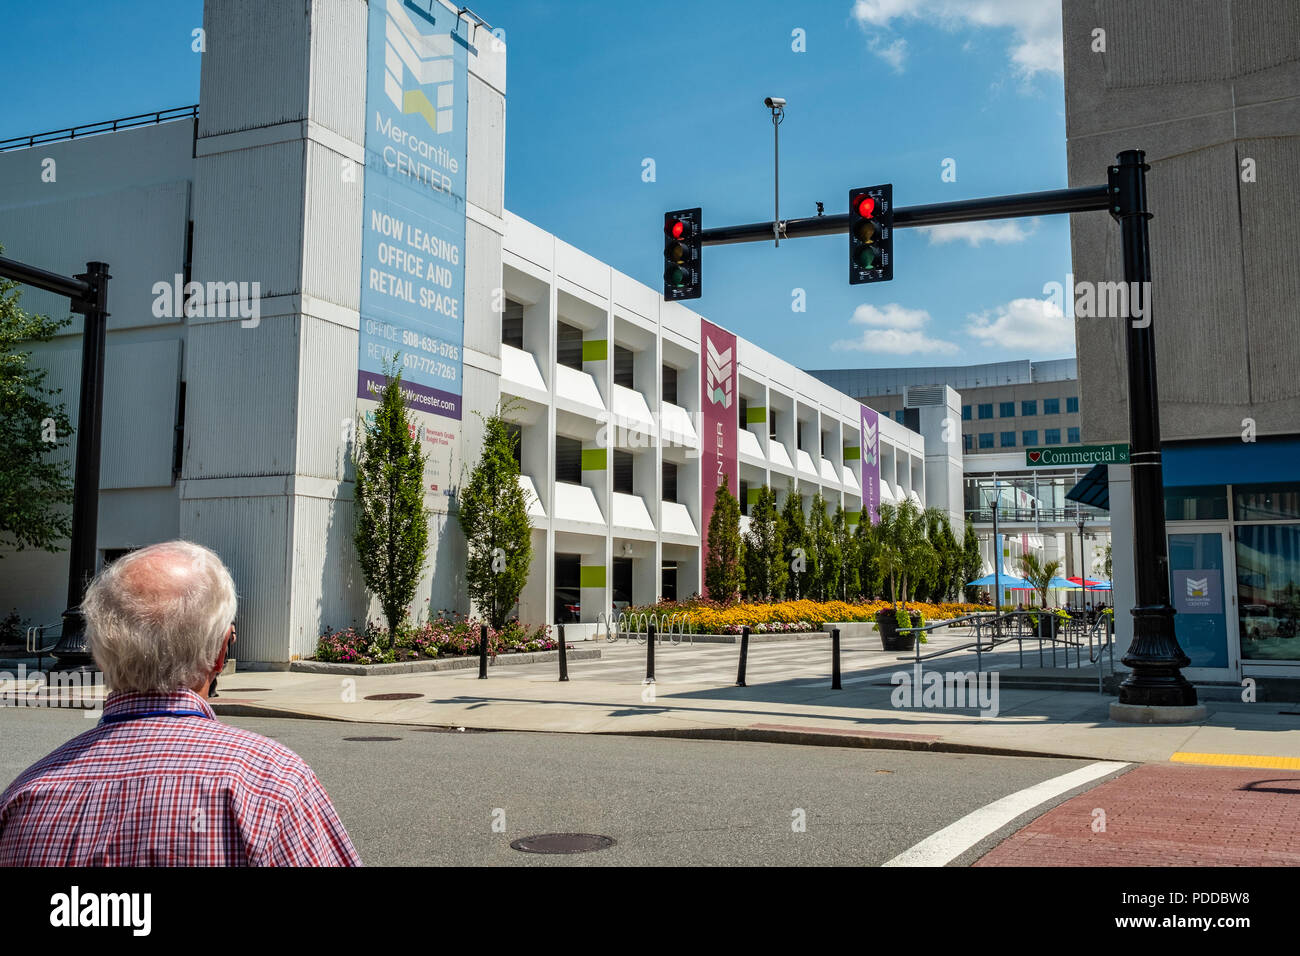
[1067,576,1103,588]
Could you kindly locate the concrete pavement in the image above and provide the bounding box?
[184,629,1300,768]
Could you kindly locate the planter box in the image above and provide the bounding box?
[875,610,923,652]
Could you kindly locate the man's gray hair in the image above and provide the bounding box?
[83,540,238,693]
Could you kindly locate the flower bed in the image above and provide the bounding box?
[315,615,557,665]
[628,598,992,636]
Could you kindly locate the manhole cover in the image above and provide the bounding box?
[364,692,424,701]
[510,833,616,855]
[343,736,402,742]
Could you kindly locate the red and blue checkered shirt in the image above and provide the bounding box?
[0,689,361,866]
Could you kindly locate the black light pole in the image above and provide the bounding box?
[0,256,110,669]
[1076,512,1088,613]
[1109,149,1196,707]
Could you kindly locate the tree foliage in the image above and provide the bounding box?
[353,358,429,637]
[459,402,533,629]
[0,258,74,555]
[779,485,809,599]
[742,485,786,600]
[1017,552,1063,608]
[961,520,984,602]
[705,475,743,602]
[807,493,838,601]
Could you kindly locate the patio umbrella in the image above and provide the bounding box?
[1067,576,1103,588]
[966,572,1033,590]
[1047,576,1081,589]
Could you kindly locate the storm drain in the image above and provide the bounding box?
[510,833,616,855]
[343,736,402,742]
[364,693,424,701]
[224,688,273,692]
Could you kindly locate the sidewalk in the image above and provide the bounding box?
[204,633,1300,768]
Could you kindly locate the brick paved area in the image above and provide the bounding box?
[975,763,1300,866]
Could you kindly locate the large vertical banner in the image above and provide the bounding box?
[860,404,880,522]
[700,319,738,593]
[357,0,469,512]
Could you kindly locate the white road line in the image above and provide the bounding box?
[882,761,1129,867]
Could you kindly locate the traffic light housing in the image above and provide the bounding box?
[663,208,702,301]
[849,184,893,284]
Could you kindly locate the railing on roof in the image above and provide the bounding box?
[0,105,199,152]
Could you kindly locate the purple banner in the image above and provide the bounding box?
[860,404,880,523]
[700,319,738,596]
[357,370,462,420]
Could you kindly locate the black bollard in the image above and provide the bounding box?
[831,627,842,690]
[478,623,489,679]
[736,625,750,686]
[645,619,656,683]
[558,623,569,682]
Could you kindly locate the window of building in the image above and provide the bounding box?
[768,408,777,441]
[502,299,524,349]
[999,401,1015,418]
[894,410,906,424]
[739,479,750,516]
[1068,427,1081,444]
[613,449,634,494]
[612,557,633,607]
[662,460,678,503]
[1164,485,1228,522]
[978,433,994,449]
[556,322,583,370]
[1000,431,1016,448]
[1022,429,1038,446]
[661,561,678,601]
[1067,396,1079,414]
[963,433,973,452]
[962,405,971,421]
[978,403,993,419]
[738,395,747,429]
[555,435,582,484]
[613,344,634,388]
[1043,397,1060,415]
[554,554,581,623]
[1021,400,1037,416]
[1044,428,1061,445]
[662,364,678,404]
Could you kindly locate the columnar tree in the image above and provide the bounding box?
[353,358,429,638]
[961,520,984,603]
[778,484,809,599]
[832,505,859,601]
[0,257,74,555]
[459,402,533,629]
[705,475,743,602]
[808,493,838,601]
[742,485,786,600]
[854,515,882,600]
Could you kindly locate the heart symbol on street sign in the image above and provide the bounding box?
[1028,451,1041,463]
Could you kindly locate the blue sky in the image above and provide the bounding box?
[0,0,1075,370]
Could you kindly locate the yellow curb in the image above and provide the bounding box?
[1171,751,1300,771]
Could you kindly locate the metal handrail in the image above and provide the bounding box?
[0,105,199,151]
[25,622,63,673]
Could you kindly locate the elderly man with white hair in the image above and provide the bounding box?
[0,540,360,866]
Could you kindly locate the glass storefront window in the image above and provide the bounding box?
[1234,483,1300,521]
[1236,523,1300,661]
[1164,485,1228,521]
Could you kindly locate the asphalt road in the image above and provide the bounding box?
[0,707,1103,865]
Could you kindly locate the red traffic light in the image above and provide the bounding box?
[670,219,686,239]
[857,196,876,219]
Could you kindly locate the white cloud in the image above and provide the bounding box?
[965,297,1073,353]
[850,0,1063,80]
[833,303,960,355]
[919,219,1037,246]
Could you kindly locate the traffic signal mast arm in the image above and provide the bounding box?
[697,183,1112,246]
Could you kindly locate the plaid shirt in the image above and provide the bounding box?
[0,689,360,867]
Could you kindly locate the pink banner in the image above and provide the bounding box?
[700,319,738,596]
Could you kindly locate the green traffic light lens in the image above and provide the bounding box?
[667,266,688,286]
[856,247,880,269]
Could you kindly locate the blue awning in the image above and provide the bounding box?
[1064,437,1300,508]
[1162,437,1300,487]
